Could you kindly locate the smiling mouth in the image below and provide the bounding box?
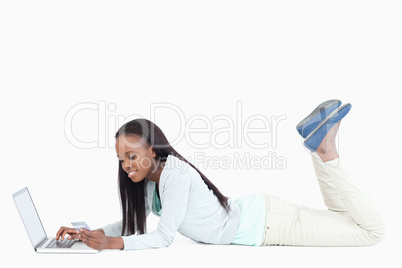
[128,171,137,178]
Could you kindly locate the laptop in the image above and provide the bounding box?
[13,187,98,254]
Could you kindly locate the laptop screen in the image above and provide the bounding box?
[13,188,47,248]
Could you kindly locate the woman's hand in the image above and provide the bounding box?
[78,229,108,250]
[79,229,124,250]
[56,226,80,241]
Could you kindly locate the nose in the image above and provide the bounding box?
[123,159,132,171]
[123,158,138,173]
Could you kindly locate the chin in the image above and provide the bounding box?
[130,176,145,183]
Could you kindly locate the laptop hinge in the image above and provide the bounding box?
[35,237,48,250]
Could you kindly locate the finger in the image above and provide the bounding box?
[56,226,67,240]
[79,230,89,241]
[81,236,90,246]
[68,233,80,240]
[83,239,96,249]
[61,229,70,241]
[84,239,100,250]
[68,229,79,235]
[80,228,89,234]
[80,231,96,243]
[61,228,78,241]
[56,229,61,240]
[80,233,95,247]
[60,228,69,241]
[80,229,92,237]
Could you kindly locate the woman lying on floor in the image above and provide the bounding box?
[56,99,386,250]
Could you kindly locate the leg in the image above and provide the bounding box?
[310,150,386,245]
[262,170,385,246]
[315,121,340,162]
[262,193,384,246]
[314,121,385,237]
[311,122,345,211]
[262,122,386,246]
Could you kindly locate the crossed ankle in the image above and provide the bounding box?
[316,145,337,155]
[316,150,339,162]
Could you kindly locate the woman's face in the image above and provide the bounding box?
[115,134,156,183]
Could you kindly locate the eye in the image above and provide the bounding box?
[119,159,124,164]
[129,154,136,160]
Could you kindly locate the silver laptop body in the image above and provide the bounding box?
[13,187,98,254]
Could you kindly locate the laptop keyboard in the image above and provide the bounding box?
[46,238,77,248]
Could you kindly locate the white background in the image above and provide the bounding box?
[1,1,401,267]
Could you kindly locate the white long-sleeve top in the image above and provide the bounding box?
[101,154,241,250]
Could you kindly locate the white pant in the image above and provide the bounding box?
[261,153,386,246]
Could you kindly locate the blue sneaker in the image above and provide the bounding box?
[304,103,352,152]
[296,99,342,138]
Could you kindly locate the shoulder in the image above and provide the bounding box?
[163,155,197,177]
[159,155,198,190]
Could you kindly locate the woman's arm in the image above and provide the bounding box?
[81,173,188,251]
[120,171,191,250]
[79,228,124,250]
[100,220,123,237]
[82,185,153,250]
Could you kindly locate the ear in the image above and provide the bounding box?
[150,146,156,158]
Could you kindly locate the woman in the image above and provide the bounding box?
[56,99,386,250]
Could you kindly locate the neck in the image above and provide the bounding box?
[146,160,165,185]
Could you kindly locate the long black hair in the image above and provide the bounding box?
[115,118,230,236]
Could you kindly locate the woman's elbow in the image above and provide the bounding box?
[366,225,386,246]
